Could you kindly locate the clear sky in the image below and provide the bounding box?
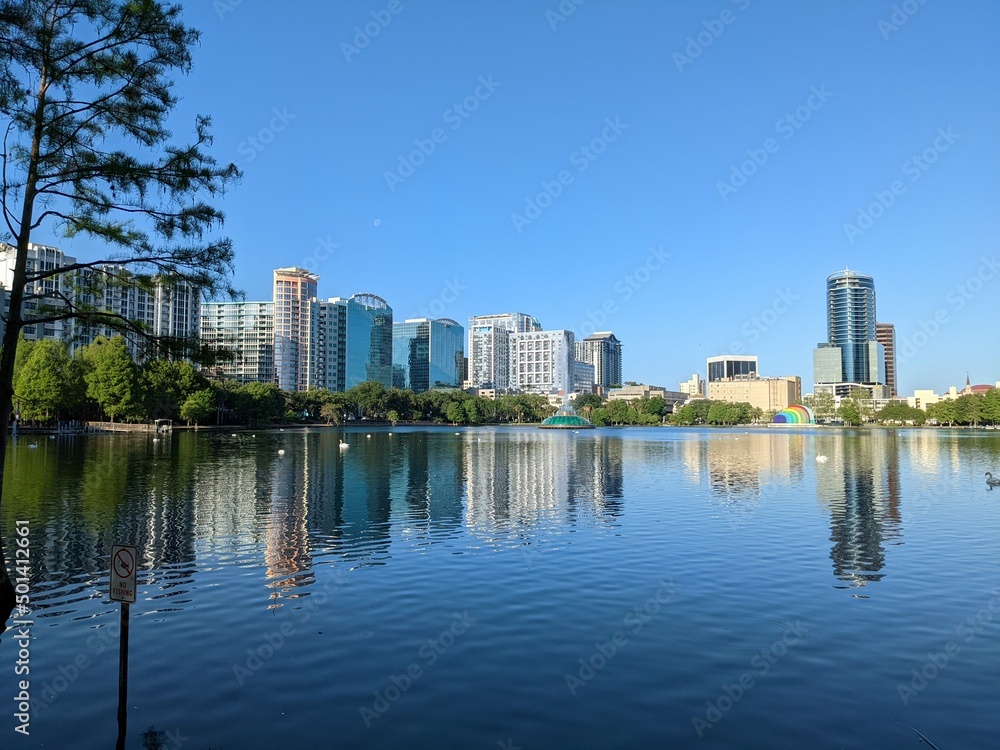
[51,1,1000,395]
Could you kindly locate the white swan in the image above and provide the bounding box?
[277,449,285,456]
[816,455,829,463]
[339,440,349,450]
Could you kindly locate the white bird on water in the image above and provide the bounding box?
[816,455,829,463]
[339,439,349,450]
[277,449,285,456]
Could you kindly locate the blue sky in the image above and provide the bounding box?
[54,1,1000,394]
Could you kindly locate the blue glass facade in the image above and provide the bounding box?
[826,270,878,384]
[345,294,393,389]
[392,318,464,393]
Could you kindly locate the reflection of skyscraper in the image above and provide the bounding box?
[815,431,901,589]
[265,434,314,601]
[464,431,624,528]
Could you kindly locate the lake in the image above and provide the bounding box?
[2,426,999,749]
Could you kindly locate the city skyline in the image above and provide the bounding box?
[25,2,1000,394]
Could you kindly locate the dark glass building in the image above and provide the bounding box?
[392,317,464,393]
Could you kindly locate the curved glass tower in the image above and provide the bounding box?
[826,269,877,384]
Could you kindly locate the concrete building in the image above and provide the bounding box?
[708,376,802,413]
[392,317,464,393]
[707,355,758,383]
[608,384,688,411]
[273,267,319,392]
[200,301,275,383]
[1,242,76,344]
[2,242,201,359]
[876,323,897,397]
[574,331,622,390]
[813,269,887,397]
[467,312,541,391]
[509,329,575,396]
[679,373,705,398]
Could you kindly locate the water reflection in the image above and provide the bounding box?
[7,427,1000,621]
[814,430,902,589]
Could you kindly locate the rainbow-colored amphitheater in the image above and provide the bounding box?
[772,405,815,424]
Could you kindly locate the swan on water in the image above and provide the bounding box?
[816,455,829,463]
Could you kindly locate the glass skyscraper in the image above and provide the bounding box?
[345,293,393,389]
[814,269,886,395]
[392,318,464,393]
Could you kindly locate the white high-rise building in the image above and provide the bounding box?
[509,329,575,396]
[2,242,201,359]
[0,242,76,344]
[200,301,274,383]
[467,312,541,392]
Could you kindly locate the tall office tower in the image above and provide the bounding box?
[200,301,275,383]
[509,329,575,396]
[467,312,542,391]
[706,355,758,383]
[392,317,465,393]
[876,322,897,397]
[574,331,623,390]
[273,267,319,392]
[0,242,76,343]
[813,269,886,397]
[344,292,393,389]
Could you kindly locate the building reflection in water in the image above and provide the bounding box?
[815,430,901,590]
[681,432,805,526]
[464,430,623,531]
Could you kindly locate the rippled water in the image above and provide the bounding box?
[2,426,999,749]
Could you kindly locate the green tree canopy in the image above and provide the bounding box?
[80,336,142,421]
[0,0,239,634]
[13,339,83,421]
[180,388,215,426]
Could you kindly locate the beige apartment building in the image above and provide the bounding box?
[708,376,802,413]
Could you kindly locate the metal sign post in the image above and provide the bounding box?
[110,544,137,750]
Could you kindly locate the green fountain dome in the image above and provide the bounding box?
[539,403,595,429]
